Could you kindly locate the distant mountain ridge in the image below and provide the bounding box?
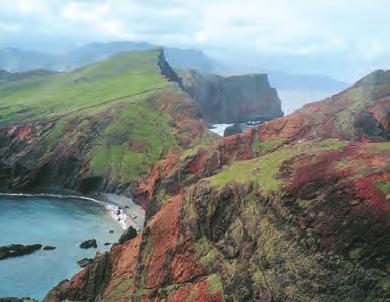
[0,41,351,114]
[0,42,215,73]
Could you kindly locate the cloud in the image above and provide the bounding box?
[0,0,389,80]
[0,22,21,33]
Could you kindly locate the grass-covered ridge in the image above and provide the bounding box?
[208,139,347,193]
[0,50,171,125]
[88,96,178,182]
[0,49,213,186]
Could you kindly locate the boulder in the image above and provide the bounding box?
[79,239,97,249]
[43,246,56,250]
[77,258,94,268]
[118,226,137,244]
[0,244,42,260]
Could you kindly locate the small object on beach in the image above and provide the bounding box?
[104,242,112,246]
[109,230,114,234]
[77,258,94,268]
[118,206,123,210]
[116,209,121,215]
[43,245,56,250]
[0,244,42,260]
[79,239,97,249]
[118,226,137,244]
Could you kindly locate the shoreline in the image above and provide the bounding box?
[0,192,145,231]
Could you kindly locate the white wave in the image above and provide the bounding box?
[208,123,233,136]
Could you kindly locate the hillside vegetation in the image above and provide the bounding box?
[0,49,213,191]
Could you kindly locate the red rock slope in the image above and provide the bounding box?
[45,71,390,302]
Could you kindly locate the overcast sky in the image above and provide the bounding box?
[1,0,389,81]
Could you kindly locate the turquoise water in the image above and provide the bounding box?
[0,196,123,300]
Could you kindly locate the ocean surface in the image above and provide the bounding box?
[0,196,123,299]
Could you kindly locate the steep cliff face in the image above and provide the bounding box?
[180,70,283,123]
[0,50,213,193]
[46,71,390,301]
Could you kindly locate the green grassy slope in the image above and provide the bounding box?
[0,50,171,125]
[0,49,212,188]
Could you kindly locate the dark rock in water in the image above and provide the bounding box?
[0,298,38,302]
[104,242,112,246]
[224,123,243,137]
[124,205,129,209]
[43,245,56,250]
[118,226,137,244]
[77,258,94,268]
[116,209,121,215]
[0,244,42,260]
[109,230,114,234]
[79,239,97,249]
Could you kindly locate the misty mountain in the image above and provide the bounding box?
[0,42,215,73]
[0,41,350,113]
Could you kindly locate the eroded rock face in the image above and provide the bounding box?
[46,71,390,301]
[180,70,283,123]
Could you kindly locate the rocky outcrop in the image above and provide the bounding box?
[43,246,56,250]
[77,258,94,268]
[46,72,390,301]
[118,226,137,244]
[80,239,97,249]
[0,244,42,260]
[180,69,283,123]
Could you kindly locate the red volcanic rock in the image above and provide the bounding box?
[170,238,203,283]
[102,236,142,299]
[144,195,182,288]
[45,71,390,301]
[166,280,222,302]
[257,112,309,140]
[142,194,201,288]
[187,148,209,176]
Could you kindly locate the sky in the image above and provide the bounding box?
[0,0,389,81]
